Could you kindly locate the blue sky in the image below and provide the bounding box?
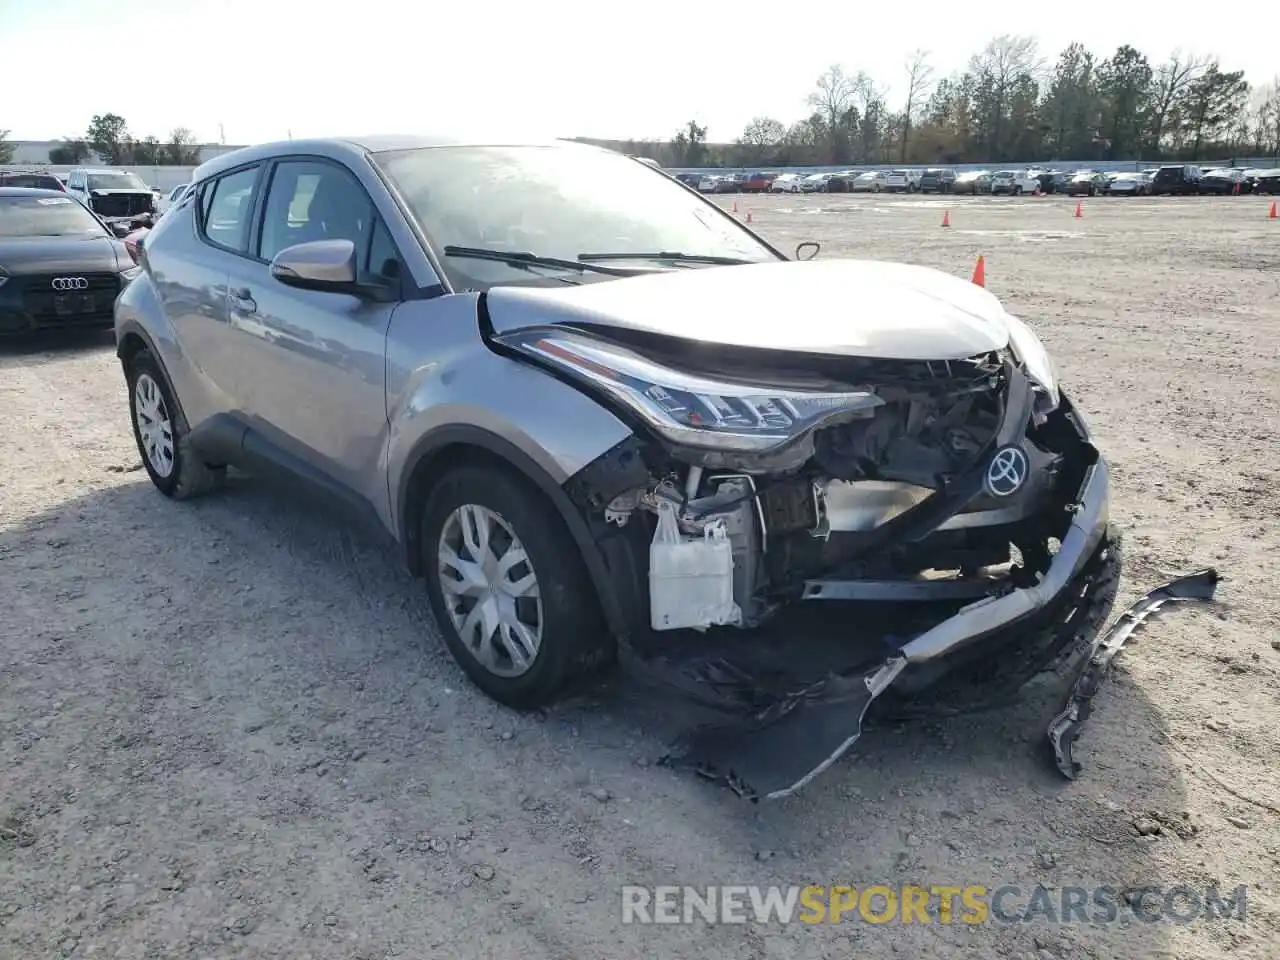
[2,0,1274,145]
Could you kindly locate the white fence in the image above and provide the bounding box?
[1,164,199,192]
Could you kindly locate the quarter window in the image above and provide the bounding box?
[201,166,261,254]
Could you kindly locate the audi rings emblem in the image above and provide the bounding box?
[985,445,1029,498]
[52,277,89,291]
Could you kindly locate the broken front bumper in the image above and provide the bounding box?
[666,446,1115,800]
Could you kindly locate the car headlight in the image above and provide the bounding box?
[496,329,884,453]
[1004,313,1060,410]
[120,265,142,283]
[0,267,8,288]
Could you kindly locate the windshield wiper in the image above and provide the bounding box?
[443,245,640,277]
[577,251,758,266]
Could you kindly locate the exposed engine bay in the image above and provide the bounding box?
[538,328,1135,800]
[564,343,1069,638]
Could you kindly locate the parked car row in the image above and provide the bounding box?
[671,163,1280,197]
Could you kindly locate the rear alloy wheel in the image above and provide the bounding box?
[1013,186,1023,196]
[126,348,225,499]
[422,466,611,708]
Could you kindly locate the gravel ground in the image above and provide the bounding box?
[2,193,1277,960]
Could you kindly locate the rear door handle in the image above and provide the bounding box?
[229,287,257,314]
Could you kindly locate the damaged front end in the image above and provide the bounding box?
[498,324,1119,799]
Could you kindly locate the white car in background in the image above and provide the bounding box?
[770,173,803,193]
[850,171,887,192]
[990,169,1040,195]
[1106,172,1151,196]
[884,169,921,192]
[800,173,833,192]
[155,182,191,215]
[697,175,720,193]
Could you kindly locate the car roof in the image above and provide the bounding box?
[191,134,595,183]
[0,186,72,198]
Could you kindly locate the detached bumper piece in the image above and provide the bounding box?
[666,657,905,801]
[662,441,1115,801]
[1047,568,1221,779]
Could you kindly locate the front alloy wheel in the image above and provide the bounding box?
[421,466,611,708]
[437,503,543,678]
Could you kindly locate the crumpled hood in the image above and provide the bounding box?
[483,259,1015,360]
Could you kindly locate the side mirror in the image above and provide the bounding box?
[269,239,395,302]
[795,241,820,261]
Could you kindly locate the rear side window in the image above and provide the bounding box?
[200,166,261,254]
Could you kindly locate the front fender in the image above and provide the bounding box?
[385,292,635,634]
[384,294,633,509]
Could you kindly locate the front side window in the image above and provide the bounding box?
[0,195,109,238]
[201,166,260,253]
[374,144,779,288]
[86,172,148,191]
[258,160,372,263]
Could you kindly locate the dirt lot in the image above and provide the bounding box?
[2,193,1277,960]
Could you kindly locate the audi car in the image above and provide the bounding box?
[1,187,140,336]
[114,136,1121,799]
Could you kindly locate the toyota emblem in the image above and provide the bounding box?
[52,277,89,291]
[985,445,1029,498]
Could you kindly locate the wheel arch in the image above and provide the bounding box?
[115,319,160,366]
[397,425,628,638]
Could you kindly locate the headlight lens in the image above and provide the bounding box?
[1004,313,1060,410]
[497,329,883,452]
[0,267,8,288]
[120,265,142,283]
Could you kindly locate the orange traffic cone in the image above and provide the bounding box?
[1074,200,1083,218]
[1269,200,1277,219]
[970,255,985,288]
[941,209,951,228]
[746,211,753,224]
[732,200,739,213]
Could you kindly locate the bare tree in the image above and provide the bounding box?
[1147,51,1207,153]
[900,50,935,161]
[966,35,1040,158]
[736,116,786,163]
[808,65,856,162]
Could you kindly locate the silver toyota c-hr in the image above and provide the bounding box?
[115,135,1120,798]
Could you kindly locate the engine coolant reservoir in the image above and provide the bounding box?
[649,499,741,631]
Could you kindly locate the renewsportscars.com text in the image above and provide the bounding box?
[620,884,1247,925]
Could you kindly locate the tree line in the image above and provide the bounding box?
[0,114,202,166]
[621,37,1280,168]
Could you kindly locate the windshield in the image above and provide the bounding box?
[0,195,108,238]
[1,174,62,190]
[374,145,780,288]
[87,172,149,191]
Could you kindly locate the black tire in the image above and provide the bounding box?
[125,347,225,499]
[1013,185,1023,196]
[420,465,612,709]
